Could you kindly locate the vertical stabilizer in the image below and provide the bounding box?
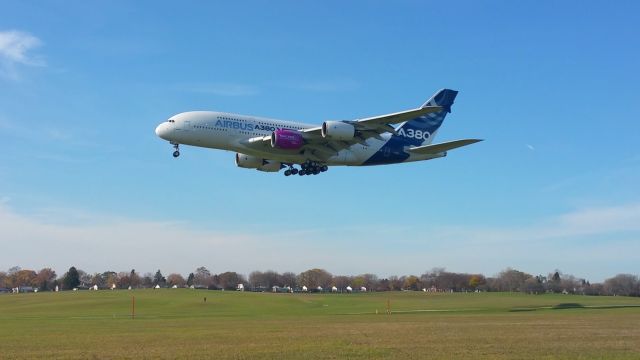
[395,89,458,146]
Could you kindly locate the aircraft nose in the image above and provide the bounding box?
[155,123,168,139]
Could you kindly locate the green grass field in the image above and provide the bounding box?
[1,290,639,359]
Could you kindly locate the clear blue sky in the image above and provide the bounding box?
[1,1,639,281]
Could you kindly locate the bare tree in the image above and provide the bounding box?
[332,275,352,290]
[166,273,186,287]
[522,276,545,294]
[604,274,639,296]
[218,272,246,290]
[103,271,118,289]
[194,266,212,287]
[297,269,332,289]
[11,269,37,288]
[495,268,531,292]
[249,270,281,288]
[78,269,92,287]
[36,268,57,290]
[360,274,379,290]
[141,273,154,288]
[117,272,130,288]
[129,269,141,288]
[280,272,297,288]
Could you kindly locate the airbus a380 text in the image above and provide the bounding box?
[155,89,481,176]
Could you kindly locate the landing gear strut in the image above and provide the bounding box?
[171,142,180,158]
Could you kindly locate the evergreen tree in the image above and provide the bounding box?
[154,270,166,285]
[63,266,80,289]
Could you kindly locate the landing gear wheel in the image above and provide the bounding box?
[291,168,299,175]
[171,143,180,158]
[321,166,328,172]
[284,169,292,176]
[299,170,306,176]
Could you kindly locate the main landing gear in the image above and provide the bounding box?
[283,161,328,177]
[171,142,180,158]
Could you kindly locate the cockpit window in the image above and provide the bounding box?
[168,119,175,123]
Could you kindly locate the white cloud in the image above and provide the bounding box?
[0,204,264,276]
[1,202,638,281]
[556,203,640,236]
[0,30,45,79]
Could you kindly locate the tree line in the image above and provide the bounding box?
[1,266,639,297]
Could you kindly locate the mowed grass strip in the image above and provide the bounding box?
[1,290,639,359]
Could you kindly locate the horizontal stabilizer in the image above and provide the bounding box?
[407,139,483,154]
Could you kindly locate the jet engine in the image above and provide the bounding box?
[235,153,262,168]
[235,153,282,172]
[321,121,355,140]
[271,129,304,149]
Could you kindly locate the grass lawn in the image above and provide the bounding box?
[1,290,639,359]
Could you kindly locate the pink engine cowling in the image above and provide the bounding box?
[271,129,304,149]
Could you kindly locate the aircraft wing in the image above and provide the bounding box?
[296,106,444,160]
[243,106,443,161]
[406,139,483,154]
[302,106,442,138]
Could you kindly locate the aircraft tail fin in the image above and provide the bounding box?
[395,89,458,146]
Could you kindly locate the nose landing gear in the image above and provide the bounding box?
[171,143,180,158]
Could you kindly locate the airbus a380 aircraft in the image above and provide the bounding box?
[155,89,481,176]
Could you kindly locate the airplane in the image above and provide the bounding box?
[155,89,481,176]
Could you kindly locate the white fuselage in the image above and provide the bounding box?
[155,111,442,166]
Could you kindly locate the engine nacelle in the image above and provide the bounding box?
[256,160,282,172]
[235,153,262,168]
[321,121,355,140]
[271,129,304,149]
[235,153,282,172]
